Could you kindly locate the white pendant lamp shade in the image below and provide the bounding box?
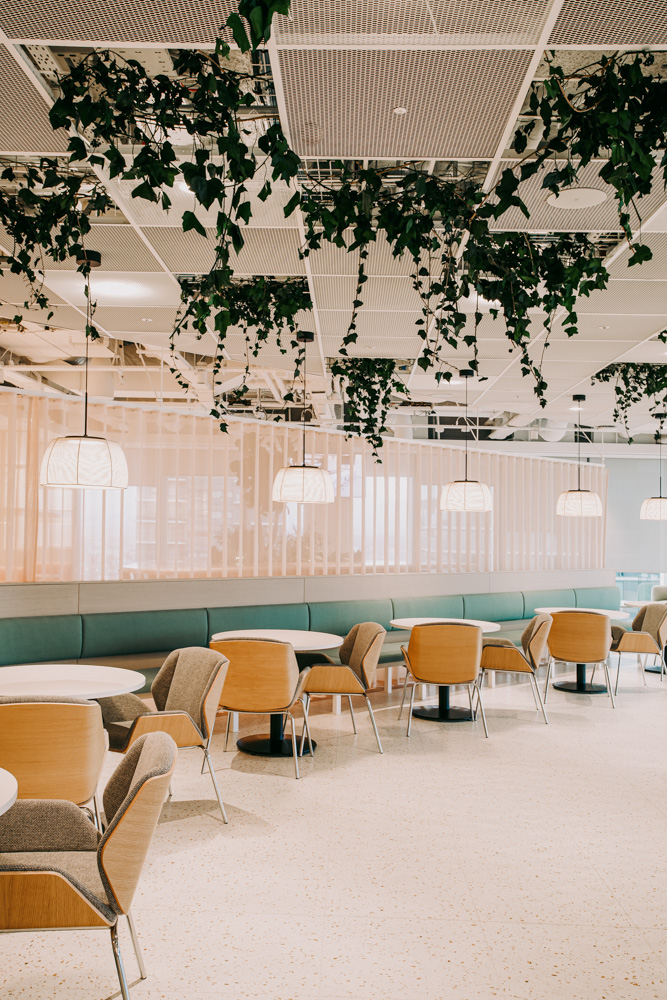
[272,331,334,505]
[440,479,492,512]
[556,488,603,517]
[640,496,667,521]
[272,464,334,504]
[40,435,129,489]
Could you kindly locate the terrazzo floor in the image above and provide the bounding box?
[2,656,667,1000]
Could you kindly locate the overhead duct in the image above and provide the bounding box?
[538,420,568,443]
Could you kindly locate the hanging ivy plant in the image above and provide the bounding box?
[591,363,667,437]
[0,15,666,451]
[331,357,406,456]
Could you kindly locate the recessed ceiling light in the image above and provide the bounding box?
[546,187,608,210]
[141,317,153,323]
[598,324,610,330]
[393,106,408,116]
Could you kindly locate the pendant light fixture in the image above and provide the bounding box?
[40,260,128,490]
[440,369,492,512]
[556,396,602,517]
[272,331,334,504]
[640,415,667,520]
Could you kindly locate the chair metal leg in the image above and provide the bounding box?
[467,684,477,722]
[530,673,549,724]
[602,660,616,708]
[590,664,597,686]
[365,695,383,754]
[473,683,489,738]
[615,652,622,696]
[288,712,300,779]
[203,747,229,824]
[92,792,103,832]
[527,670,540,711]
[224,711,232,751]
[301,700,313,757]
[110,923,131,1000]
[406,682,416,737]
[544,656,553,701]
[398,670,410,720]
[126,912,147,980]
[347,695,357,734]
[299,694,311,756]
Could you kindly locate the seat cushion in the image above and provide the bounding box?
[207,602,309,637]
[81,609,207,658]
[0,850,115,922]
[522,589,576,618]
[308,600,394,634]
[391,595,464,620]
[462,592,524,623]
[0,615,82,666]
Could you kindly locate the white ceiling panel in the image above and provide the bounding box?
[142,227,305,276]
[549,1,667,45]
[45,226,164,272]
[550,313,667,342]
[0,1,236,45]
[278,48,533,158]
[312,276,423,311]
[607,233,667,280]
[576,280,667,316]
[92,306,180,334]
[0,270,66,307]
[0,48,67,154]
[43,271,182,308]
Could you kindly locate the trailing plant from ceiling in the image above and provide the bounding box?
[330,356,407,455]
[0,18,666,450]
[591,363,667,437]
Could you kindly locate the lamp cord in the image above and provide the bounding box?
[464,373,469,482]
[577,420,581,492]
[84,272,90,438]
[301,339,307,466]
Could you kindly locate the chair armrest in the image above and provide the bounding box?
[291,666,312,707]
[97,693,152,724]
[482,637,515,648]
[0,800,99,853]
[295,652,336,670]
[480,644,530,673]
[122,711,201,749]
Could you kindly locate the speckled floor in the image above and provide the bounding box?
[3,656,667,1000]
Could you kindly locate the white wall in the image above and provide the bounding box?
[605,457,667,573]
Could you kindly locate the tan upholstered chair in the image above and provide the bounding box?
[400,623,486,737]
[210,638,311,779]
[544,610,614,706]
[98,647,229,823]
[0,696,107,828]
[610,602,667,691]
[0,732,176,1000]
[480,614,552,725]
[299,622,386,755]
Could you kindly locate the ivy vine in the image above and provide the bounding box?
[591,363,667,438]
[1,18,666,450]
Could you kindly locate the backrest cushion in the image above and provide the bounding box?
[308,599,393,634]
[340,622,385,684]
[635,603,667,643]
[574,587,621,611]
[0,614,82,666]
[522,589,576,619]
[391,595,464,620]
[462,592,524,623]
[161,647,225,732]
[81,609,207,658]
[207,603,308,638]
[651,585,667,602]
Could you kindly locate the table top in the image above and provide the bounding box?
[622,600,666,608]
[211,629,344,651]
[390,617,501,633]
[534,606,630,621]
[0,664,145,699]
[0,768,17,817]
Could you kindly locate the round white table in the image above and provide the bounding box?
[210,628,344,758]
[622,600,666,608]
[534,607,630,695]
[0,768,18,817]
[390,617,500,723]
[0,664,144,699]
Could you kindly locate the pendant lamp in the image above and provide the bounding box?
[640,415,667,520]
[40,262,128,490]
[272,331,334,504]
[556,396,602,517]
[440,369,492,512]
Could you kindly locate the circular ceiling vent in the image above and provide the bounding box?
[546,187,608,210]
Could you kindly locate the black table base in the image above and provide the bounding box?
[236,713,315,758]
[412,685,473,723]
[552,662,607,695]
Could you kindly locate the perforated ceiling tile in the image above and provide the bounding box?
[607,233,667,280]
[141,227,305,276]
[491,161,667,233]
[549,1,667,45]
[92,306,180,334]
[549,313,665,342]
[43,271,182,308]
[0,269,64,306]
[321,334,420,359]
[279,48,533,158]
[576,280,667,316]
[318,310,421,340]
[0,49,67,154]
[313,276,423,311]
[0,1,236,45]
[45,226,164,272]
[542,339,636,363]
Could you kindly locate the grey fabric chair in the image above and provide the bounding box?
[97,646,229,823]
[0,732,176,1000]
[610,603,667,691]
[0,696,107,828]
[650,585,667,602]
[298,622,386,755]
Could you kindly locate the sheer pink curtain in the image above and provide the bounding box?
[0,392,607,582]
